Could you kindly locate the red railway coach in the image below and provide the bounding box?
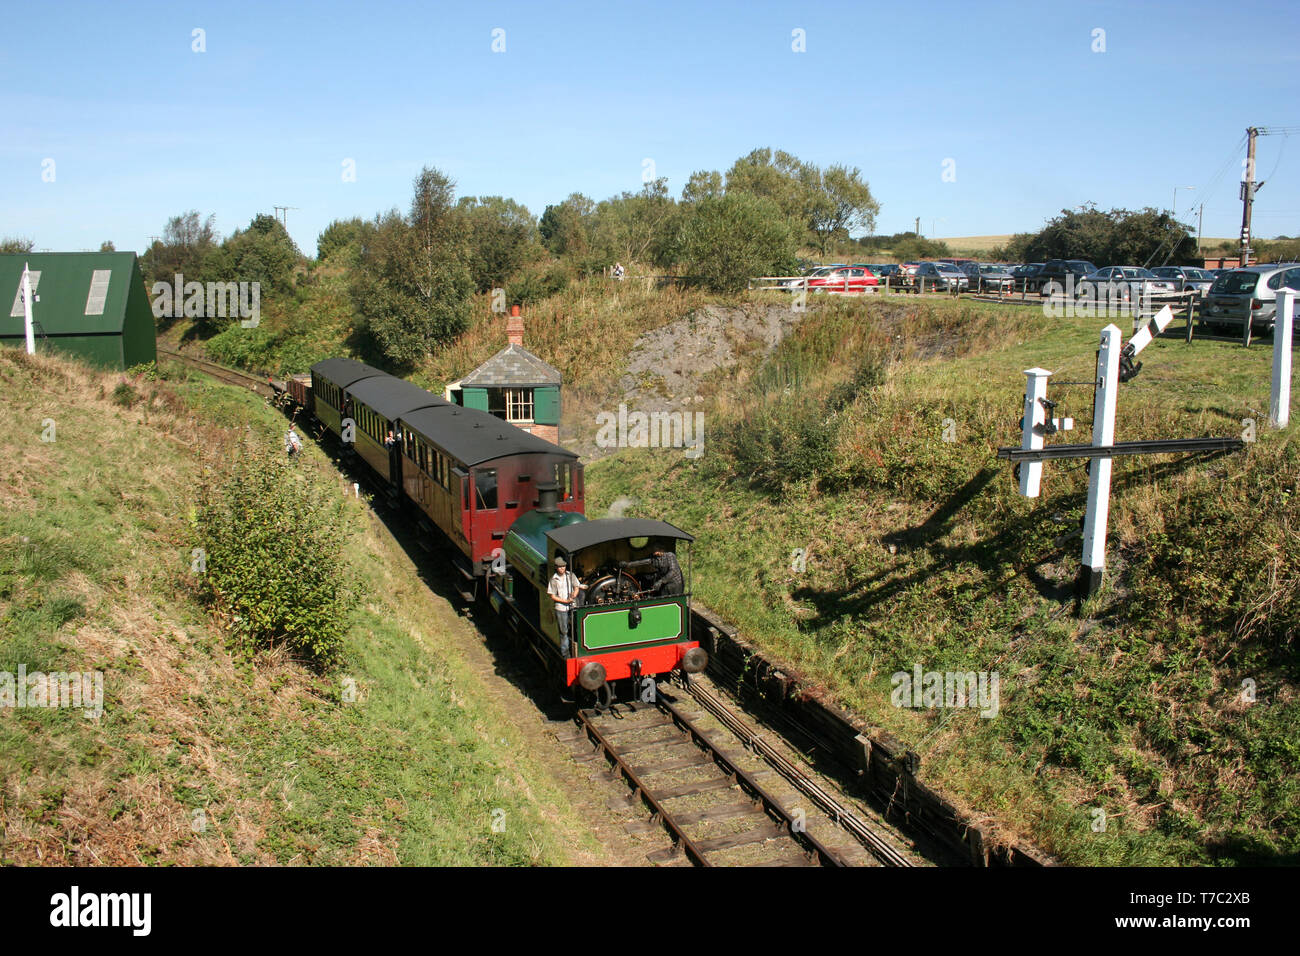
[396,403,583,590]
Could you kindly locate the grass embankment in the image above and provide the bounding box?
[0,349,599,865]
[587,296,1300,866]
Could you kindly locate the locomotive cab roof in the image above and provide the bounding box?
[546,518,693,554]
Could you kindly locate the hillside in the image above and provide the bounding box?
[0,349,614,865]
[581,296,1300,865]
[159,277,1300,866]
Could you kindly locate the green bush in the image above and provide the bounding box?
[192,436,355,668]
[112,382,138,407]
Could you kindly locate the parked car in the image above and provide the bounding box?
[803,266,879,293]
[1076,266,1179,300]
[913,261,969,292]
[960,262,1015,293]
[871,264,900,280]
[1150,266,1216,298]
[1200,265,1300,334]
[780,266,834,289]
[1008,263,1044,289]
[1039,259,1099,293]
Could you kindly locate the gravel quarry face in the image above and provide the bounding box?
[568,302,805,462]
[568,297,962,463]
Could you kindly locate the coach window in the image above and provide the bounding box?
[475,469,498,510]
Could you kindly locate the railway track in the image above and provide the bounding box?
[156,346,279,399]
[567,679,917,867]
[163,346,929,867]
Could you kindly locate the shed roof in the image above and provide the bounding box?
[347,374,450,421]
[311,357,387,390]
[0,252,143,337]
[402,404,576,467]
[459,343,561,388]
[546,519,694,553]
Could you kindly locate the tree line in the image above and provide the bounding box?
[132,147,880,366]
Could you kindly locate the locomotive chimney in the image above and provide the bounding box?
[506,305,524,347]
[536,480,560,512]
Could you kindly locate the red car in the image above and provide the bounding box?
[802,266,879,293]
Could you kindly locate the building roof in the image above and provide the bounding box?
[311,357,387,390]
[402,404,577,467]
[347,373,450,421]
[459,343,561,388]
[546,518,694,554]
[0,252,157,369]
[1,252,141,337]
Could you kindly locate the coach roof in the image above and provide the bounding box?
[546,518,694,553]
[347,373,450,420]
[311,357,387,390]
[402,404,578,467]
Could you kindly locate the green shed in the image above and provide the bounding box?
[0,252,157,370]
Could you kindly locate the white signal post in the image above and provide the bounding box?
[22,263,36,355]
[1079,325,1121,597]
[1019,368,1051,497]
[1272,289,1295,428]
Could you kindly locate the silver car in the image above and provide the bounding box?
[1200,265,1300,334]
[1150,266,1215,299]
[1076,266,1178,300]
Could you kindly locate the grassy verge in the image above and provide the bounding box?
[0,349,600,865]
[586,297,1300,865]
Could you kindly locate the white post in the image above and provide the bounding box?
[1080,325,1121,598]
[22,263,35,355]
[1271,289,1294,428]
[1019,368,1052,497]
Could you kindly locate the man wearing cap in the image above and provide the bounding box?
[548,555,585,655]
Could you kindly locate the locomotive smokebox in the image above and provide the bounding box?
[536,481,561,512]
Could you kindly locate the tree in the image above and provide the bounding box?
[813,165,879,254]
[538,193,595,257]
[316,217,372,265]
[676,192,799,293]
[682,170,723,204]
[725,148,879,254]
[0,237,34,254]
[1005,206,1197,267]
[224,213,301,296]
[99,240,115,252]
[458,195,538,292]
[140,210,220,286]
[349,167,474,366]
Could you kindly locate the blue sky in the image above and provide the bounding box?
[3,0,1298,256]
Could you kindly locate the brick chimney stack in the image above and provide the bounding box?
[506,304,524,346]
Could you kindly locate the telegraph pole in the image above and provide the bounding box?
[1240,127,1258,266]
[915,216,921,237]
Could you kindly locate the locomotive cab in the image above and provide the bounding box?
[542,518,705,698]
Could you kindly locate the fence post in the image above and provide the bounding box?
[1079,325,1122,600]
[1271,289,1295,428]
